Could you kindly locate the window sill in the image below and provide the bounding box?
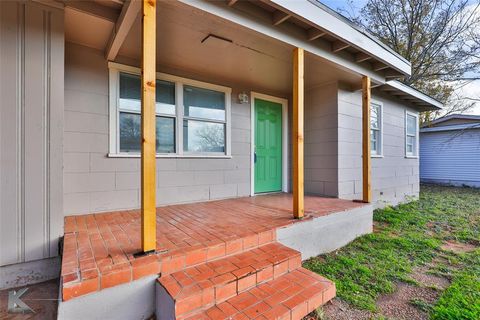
[405,155,419,159]
[107,153,232,159]
[371,154,384,158]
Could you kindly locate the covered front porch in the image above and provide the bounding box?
[60,194,370,301]
[58,194,371,320]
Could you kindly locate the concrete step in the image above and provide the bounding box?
[182,268,336,320]
[156,242,302,319]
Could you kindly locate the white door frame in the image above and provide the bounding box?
[250,92,289,196]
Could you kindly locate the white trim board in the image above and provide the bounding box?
[250,92,289,196]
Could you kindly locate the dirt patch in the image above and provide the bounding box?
[441,240,477,253]
[411,266,450,290]
[377,282,439,320]
[0,279,59,320]
[320,265,450,320]
[319,299,373,320]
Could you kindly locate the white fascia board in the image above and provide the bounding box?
[387,80,443,109]
[270,0,411,76]
[177,0,386,84]
[420,123,480,133]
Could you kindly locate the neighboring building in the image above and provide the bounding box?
[420,114,480,188]
[0,1,442,319]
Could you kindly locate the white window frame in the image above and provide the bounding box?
[370,100,383,157]
[108,62,232,158]
[405,110,419,158]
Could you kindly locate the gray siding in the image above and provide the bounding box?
[304,83,339,196]
[420,129,480,187]
[64,42,287,215]
[0,2,64,266]
[371,92,420,206]
[337,87,419,206]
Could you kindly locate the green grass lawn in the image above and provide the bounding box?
[304,185,480,319]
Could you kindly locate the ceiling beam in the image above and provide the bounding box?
[391,91,408,96]
[105,0,141,61]
[373,62,389,71]
[65,0,120,23]
[272,10,291,26]
[355,52,372,63]
[227,0,238,6]
[380,87,397,91]
[332,40,350,53]
[306,28,326,41]
[384,69,403,79]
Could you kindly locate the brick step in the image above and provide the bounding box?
[183,268,336,320]
[160,229,276,276]
[156,243,302,319]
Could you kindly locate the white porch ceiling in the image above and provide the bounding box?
[65,0,360,95]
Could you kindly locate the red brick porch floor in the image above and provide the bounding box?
[61,194,364,302]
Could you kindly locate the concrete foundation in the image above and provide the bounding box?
[57,275,157,320]
[277,204,373,259]
[0,257,60,290]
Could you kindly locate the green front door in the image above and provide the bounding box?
[254,98,283,193]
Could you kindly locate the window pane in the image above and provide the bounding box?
[371,130,379,153]
[156,80,175,105]
[184,85,225,121]
[119,113,175,153]
[371,140,377,153]
[156,81,176,115]
[407,114,416,135]
[407,136,415,154]
[370,105,380,129]
[119,73,141,112]
[156,116,175,153]
[119,73,175,114]
[183,120,225,153]
[119,112,141,152]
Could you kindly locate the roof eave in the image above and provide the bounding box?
[268,0,412,76]
[380,80,443,111]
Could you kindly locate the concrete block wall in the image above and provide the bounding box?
[64,42,281,215]
[304,83,339,196]
[337,84,363,199]
[337,85,420,206]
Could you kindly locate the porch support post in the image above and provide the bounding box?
[292,47,304,219]
[140,0,156,253]
[362,76,372,203]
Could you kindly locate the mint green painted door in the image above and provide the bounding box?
[254,98,282,193]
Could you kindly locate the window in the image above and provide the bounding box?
[370,102,382,156]
[118,73,176,153]
[108,63,231,157]
[405,111,419,157]
[183,86,226,153]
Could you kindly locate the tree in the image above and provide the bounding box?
[344,0,480,120]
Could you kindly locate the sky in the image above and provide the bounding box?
[319,0,480,115]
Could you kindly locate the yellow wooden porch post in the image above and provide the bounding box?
[293,48,304,219]
[141,0,156,253]
[362,76,372,203]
